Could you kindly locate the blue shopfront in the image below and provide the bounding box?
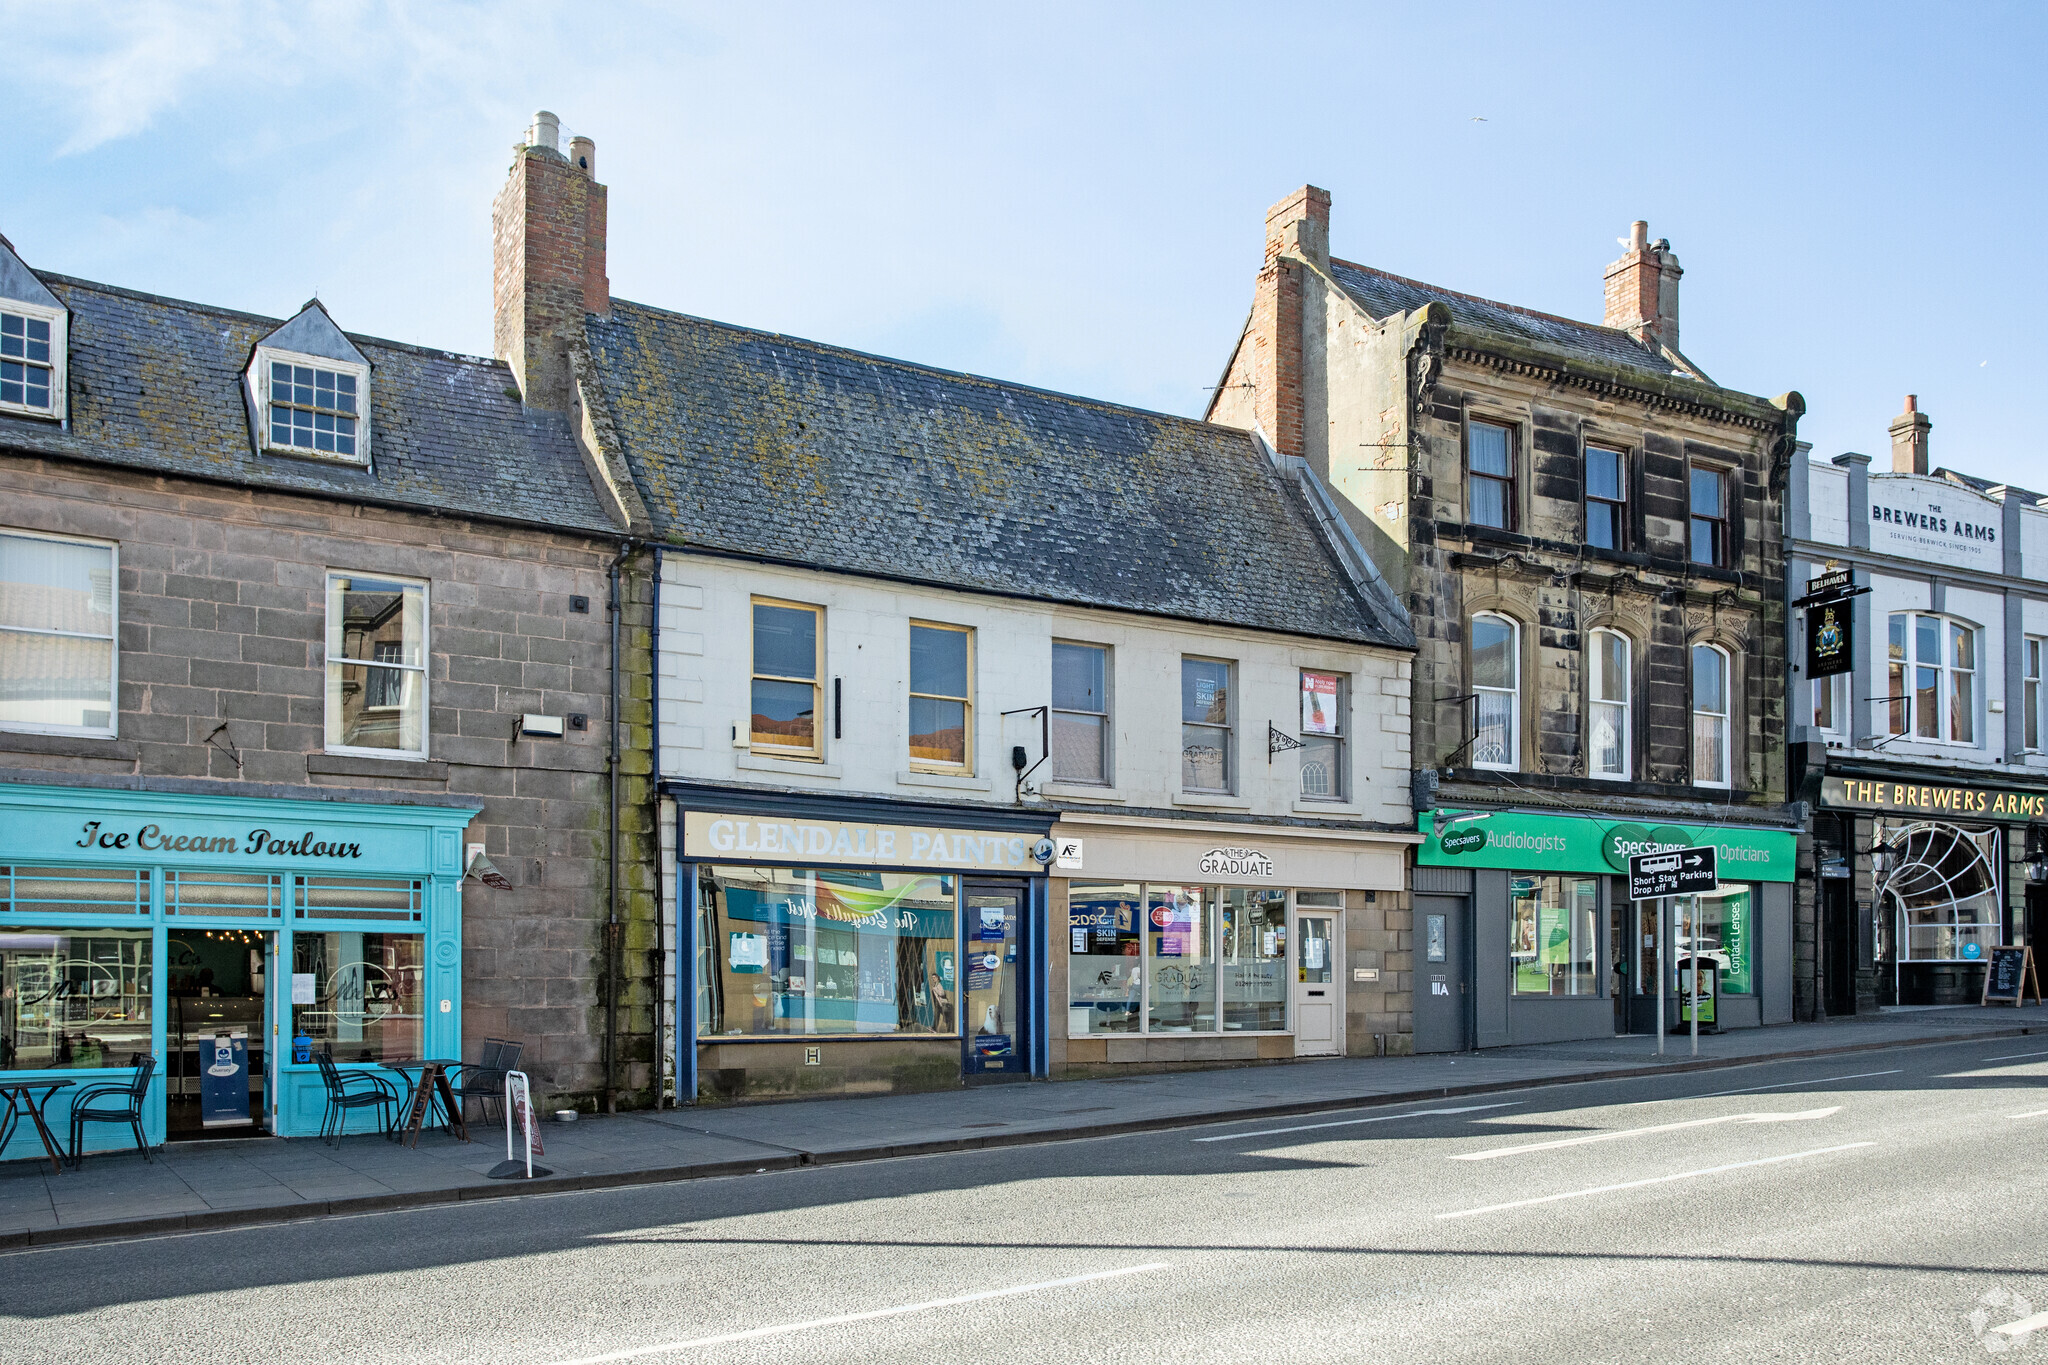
[672,786,1052,1102]
[0,782,475,1156]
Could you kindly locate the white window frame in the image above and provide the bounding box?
[1587,628,1631,780]
[1180,655,1236,794]
[1470,612,1519,771]
[0,300,67,421]
[2028,637,2045,754]
[0,528,116,738]
[1886,611,1980,747]
[750,596,824,759]
[1691,643,1732,789]
[324,570,428,761]
[1050,639,1112,786]
[254,346,371,466]
[1813,671,1848,740]
[1297,668,1348,801]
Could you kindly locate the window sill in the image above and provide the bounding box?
[1171,792,1250,810]
[1292,799,1362,816]
[262,442,370,469]
[308,753,448,782]
[896,769,991,793]
[736,753,842,780]
[0,730,135,760]
[1044,782,1126,803]
[0,403,62,423]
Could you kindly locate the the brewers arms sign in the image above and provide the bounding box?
[1824,777,2048,820]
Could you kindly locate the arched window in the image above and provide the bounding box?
[1887,612,1978,744]
[1692,643,1730,788]
[1588,629,1631,780]
[1471,613,1519,770]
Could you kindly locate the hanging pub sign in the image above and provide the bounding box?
[1806,598,1853,679]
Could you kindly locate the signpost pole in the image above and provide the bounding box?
[1656,898,1666,1056]
[1689,897,1699,1057]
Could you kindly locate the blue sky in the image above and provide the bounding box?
[5,2,2043,484]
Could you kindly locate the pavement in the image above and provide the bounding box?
[9,1025,2048,1363]
[1,1003,2042,1250]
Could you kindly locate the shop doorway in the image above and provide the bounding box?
[2027,885,2048,959]
[962,880,1026,1080]
[1612,893,1634,1035]
[1293,911,1341,1055]
[1823,879,1857,1018]
[166,929,275,1141]
[1413,894,1469,1052]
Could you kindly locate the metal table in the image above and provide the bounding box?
[379,1060,469,1147]
[0,1079,76,1174]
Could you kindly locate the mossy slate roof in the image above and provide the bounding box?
[0,276,621,535]
[586,300,1408,648]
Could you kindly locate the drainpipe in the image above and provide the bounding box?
[604,539,635,1113]
[648,544,665,1107]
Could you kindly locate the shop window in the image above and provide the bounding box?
[1688,466,1727,567]
[290,931,424,1063]
[0,866,146,916]
[295,875,424,922]
[1467,419,1515,530]
[325,572,426,758]
[1588,629,1631,780]
[1298,669,1347,801]
[1066,881,1142,1035]
[1051,641,1110,784]
[1510,875,1599,997]
[1669,886,1754,995]
[1146,886,1216,1032]
[1218,888,1288,1030]
[0,304,65,419]
[1585,445,1627,551]
[909,621,973,770]
[166,870,283,918]
[1180,657,1234,793]
[1692,644,1730,788]
[1470,614,1518,770]
[0,927,152,1069]
[0,529,117,738]
[695,866,959,1038]
[1887,612,1978,745]
[750,598,822,756]
[1877,819,2000,962]
[2029,638,2045,752]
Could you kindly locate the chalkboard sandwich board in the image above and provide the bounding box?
[1981,945,2043,1006]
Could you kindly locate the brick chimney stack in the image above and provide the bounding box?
[1889,394,1932,475]
[493,110,610,411]
[1241,185,1330,457]
[1603,220,1682,354]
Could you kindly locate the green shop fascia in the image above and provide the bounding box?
[1416,809,1798,887]
[0,782,476,1154]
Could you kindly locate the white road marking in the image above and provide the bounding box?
[1994,1309,2048,1336]
[1435,1143,1876,1220]
[1451,1107,1841,1161]
[543,1262,1171,1364]
[1191,1102,1519,1143]
[1688,1069,1900,1099]
[2008,1108,2048,1119]
[1981,1050,2048,1063]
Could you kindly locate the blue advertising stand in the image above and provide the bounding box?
[199,1031,249,1127]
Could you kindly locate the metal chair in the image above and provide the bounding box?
[66,1053,156,1168]
[449,1038,522,1125]
[314,1049,401,1145]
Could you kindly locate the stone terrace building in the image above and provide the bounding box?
[0,221,659,1153]
[1209,193,1807,1048]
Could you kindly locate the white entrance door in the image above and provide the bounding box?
[1293,913,1342,1056]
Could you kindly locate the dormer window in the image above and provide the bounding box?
[267,358,359,457]
[0,305,63,418]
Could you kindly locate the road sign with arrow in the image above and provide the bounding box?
[1629,845,1718,900]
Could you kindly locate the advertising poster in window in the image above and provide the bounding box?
[1301,670,1342,736]
[1720,889,1752,993]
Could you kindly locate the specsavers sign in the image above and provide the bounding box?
[1415,809,1795,882]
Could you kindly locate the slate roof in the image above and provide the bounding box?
[584,301,1411,649]
[0,275,622,535]
[1328,259,1685,379]
[1937,467,2045,505]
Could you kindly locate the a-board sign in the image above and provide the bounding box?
[1981,945,2043,1006]
[1629,845,1718,900]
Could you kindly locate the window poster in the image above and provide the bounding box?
[729,932,766,973]
[1301,670,1342,736]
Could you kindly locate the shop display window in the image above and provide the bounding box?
[1670,885,1755,994]
[697,866,959,1037]
[1067,881,1142,1035]
[290,931,424,1063]
[1875,819,2001,962]
[1220,887,1287,1030]
[1146,885,1215,1032]
[1510,874,1598,996]
[0,928,152,1069]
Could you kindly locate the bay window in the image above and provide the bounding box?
[1887,612,1978,745]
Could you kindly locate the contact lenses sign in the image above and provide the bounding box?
[1416,810,1795,882]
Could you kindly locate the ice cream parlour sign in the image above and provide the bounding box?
[71,820,363,860]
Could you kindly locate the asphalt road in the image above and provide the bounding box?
[6,1037,2048,1363]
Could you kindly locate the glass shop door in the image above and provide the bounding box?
[166,928,274,1140]
[962,881,1025,1079]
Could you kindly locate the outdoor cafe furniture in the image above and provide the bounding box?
[314,1049,402,1146]
[66,1053,156,1168]
[448,1038,523,1126]
[379,1058,470,1147]
[0,1077,75,1175]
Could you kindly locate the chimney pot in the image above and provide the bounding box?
[1904,393,1918,413]
[1630,220,1648,249]
[569,135,596,178]
[527,110,560,153]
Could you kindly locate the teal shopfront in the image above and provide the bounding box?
[1411,808,1799,1051]
[0,782,475,1156]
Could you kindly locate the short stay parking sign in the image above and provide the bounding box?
[1628,845,1718,900]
